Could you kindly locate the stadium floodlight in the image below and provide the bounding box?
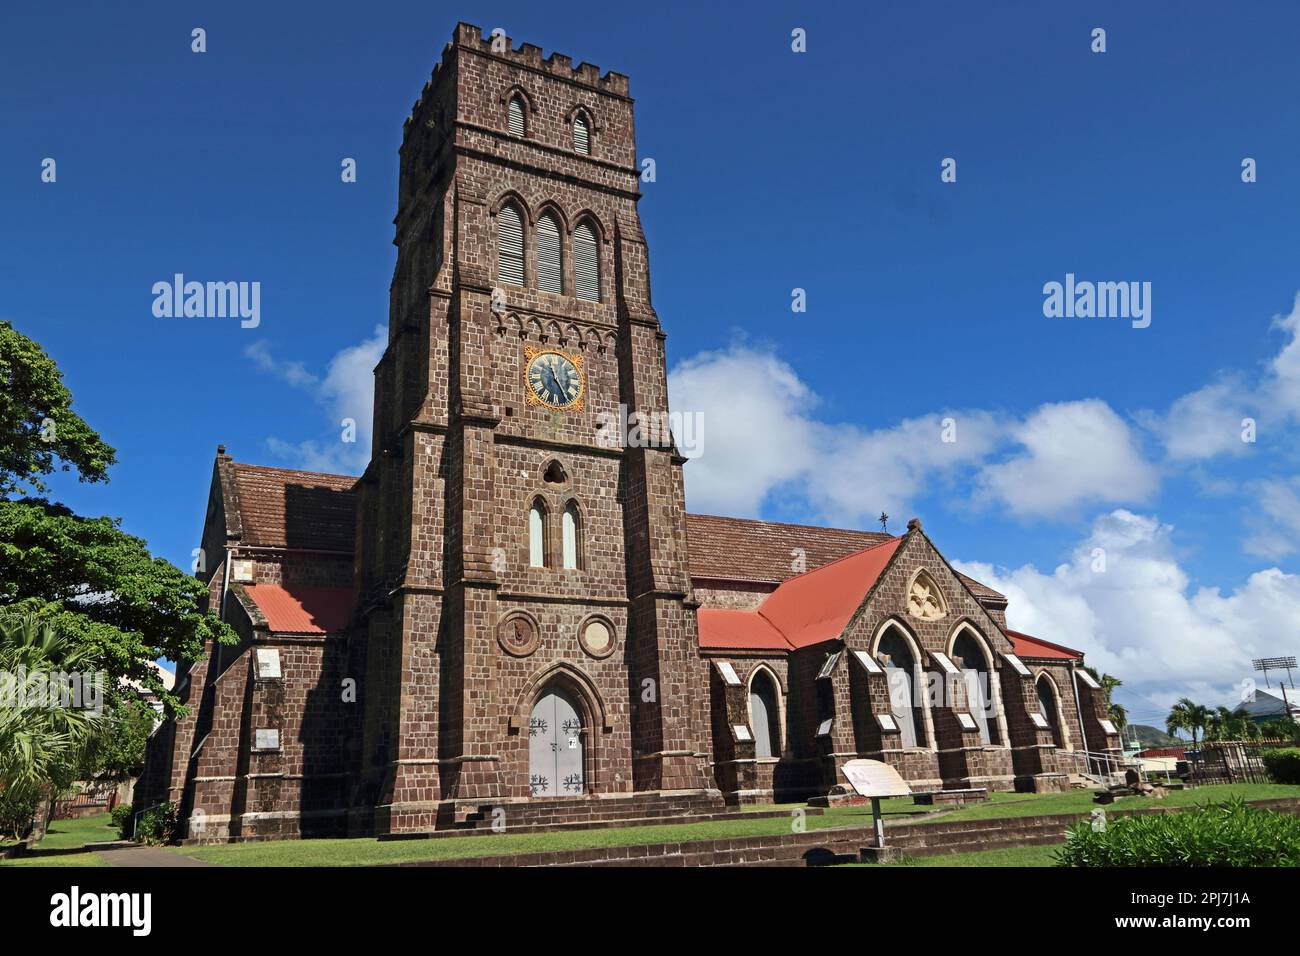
[1253,657,1297,689]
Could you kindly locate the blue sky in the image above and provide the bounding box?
[4,0,1300,726]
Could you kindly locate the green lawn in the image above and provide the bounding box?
[173,783,1300,867]
[0,813,115,868]
[847,843,1063,867]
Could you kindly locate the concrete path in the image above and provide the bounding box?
[97,845,214,867]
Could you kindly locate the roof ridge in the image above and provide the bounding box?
[769,534,901,587]
[233,462,358,485]
[686,512,890,539]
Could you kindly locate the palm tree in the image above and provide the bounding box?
[0,612,102,843]
[1166,698,1211,750]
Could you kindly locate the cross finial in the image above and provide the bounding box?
[878,512,888,532]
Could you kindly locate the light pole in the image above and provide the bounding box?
[1253,657,1298,730]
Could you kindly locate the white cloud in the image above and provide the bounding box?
[1266,292,1300,417]
[668,345,820,516]
[974,400,1159,519]
[953,509,1300,718]
[1141,379,1253,462]
[670,345,1154,525]
[245,326,385,473]
[1243,477,1300,560]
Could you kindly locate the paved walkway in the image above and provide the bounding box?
[97,845,214,867]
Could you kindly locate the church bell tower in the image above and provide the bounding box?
[352,23,714,831]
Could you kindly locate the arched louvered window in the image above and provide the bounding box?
[954,631,999,746]
[536,213,563,294]
[749,670,781,759]
[508,95,526,137]
[573,114,590,154]
[573,222,599,302]
[497,204,524,287]
[528,499,547,568]
[1036,675,1066,748]
[879,630,924,748]
[561,501,580,569]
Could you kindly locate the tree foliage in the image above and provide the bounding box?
[0,613,103,841]
[0,499,234,714]
[0,321,116,496]
[1166,697,1211,748]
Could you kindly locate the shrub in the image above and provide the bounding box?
[0,787,41,843]
[134,802,180,845]
[1262,748,1300,785]
[1055,797,1300,867]
[110,803,133,839]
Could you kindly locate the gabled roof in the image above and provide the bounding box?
[684,513,1004,602]
[243,584,353,634]
[228,463,358,551]
[1007,630,1083,661]
[685,514,891,584]
[698,537,903,651]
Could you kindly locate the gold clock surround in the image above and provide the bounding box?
[523,345,585,411]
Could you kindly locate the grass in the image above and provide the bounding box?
[892,782,1300,825]
[0,812,115,868]
[843,842,1064,867]
[172,783,1300,867]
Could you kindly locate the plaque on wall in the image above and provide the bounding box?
[578,616,617,659]
[498,613,541,657]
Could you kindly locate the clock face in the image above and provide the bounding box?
[525,350,584,409]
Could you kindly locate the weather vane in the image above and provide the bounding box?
[879,512,888,533]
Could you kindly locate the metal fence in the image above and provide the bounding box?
[1187,738,1289,785]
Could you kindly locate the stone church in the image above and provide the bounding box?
[140,23,1121,841]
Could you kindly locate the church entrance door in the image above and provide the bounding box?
[528,687,585,797]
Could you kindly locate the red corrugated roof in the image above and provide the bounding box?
[696,608,791,651]
[698,537,903,651]
[244,585,353,634]
[1007,629,1082,660]
[1138,747,1188,759]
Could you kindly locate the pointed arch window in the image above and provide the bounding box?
[749,670,781,758]
[953,630,999,746]
[1036,674,1066,748]
[878,629,926,748]
[561,501,581,570]
[507,95,526,137]
[573,222,599,302]
[536,213,563,294]
[528,499,548,568]
[573,114,590,154]
[497,203,525,287]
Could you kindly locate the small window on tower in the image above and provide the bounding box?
[573,222,599,302]
[497,203,525,287]
[536,213,563,294]
[528,499,548,568]
[562,501,581,570]
[573,114,590,154]
[508,95,526,137]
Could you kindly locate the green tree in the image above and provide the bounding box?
[0,500,232,714]
[0,613,103,843]
[1166,698,1211,749]
[1205,706,1252,741]
[0,321,116,496]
